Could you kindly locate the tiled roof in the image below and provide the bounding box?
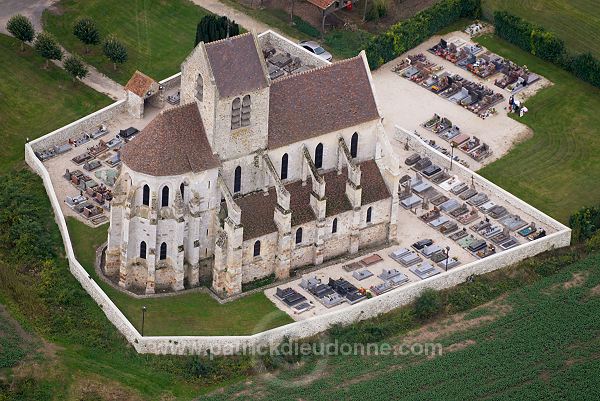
[323,169,353,217]
[286,180,317,227]
[306,0,336,10]
[268,56,380,149]
[124,70,156,98]
[359,159,391,204]
[204,33,269,98]
[235,190,278,241]
[235,160,390,240]
[120,104,220,176]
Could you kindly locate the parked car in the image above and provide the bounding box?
[299,41,332,62]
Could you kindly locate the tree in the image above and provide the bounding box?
[63,55,88,82]
[73,17,100,53]
[194,15,240,46]
[103,35,127,70]
[34,32,63,68]
[6,14,35,52]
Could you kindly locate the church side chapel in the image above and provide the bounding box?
[105,32,401,297]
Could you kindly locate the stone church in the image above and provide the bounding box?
[105,32,401,297]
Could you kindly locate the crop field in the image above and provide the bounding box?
[44,0,211,85]
[482,0,600,58]
[198,252,600,400]
[476,34,600,223]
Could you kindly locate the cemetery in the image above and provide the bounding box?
[429,36,541,95]
[24,29,570,348]
[264,127,566,321]
[393,51,505,119]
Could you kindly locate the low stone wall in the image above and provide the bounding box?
[159,72,181,91]
[257,30,329,70]
[30,99,128,152]
[25,144,140,346]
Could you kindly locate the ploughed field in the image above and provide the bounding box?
[199,252,600,400]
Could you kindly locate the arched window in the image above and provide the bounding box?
[139,241,147,259]
[234,166,241,193]
[351,132,359,158]
[231,97,241,129]
[366,207,373,223]
[161,186,169,207]
[295,227,303,244]
[180,183,185,200]
[253,240,261,257]
[159,242,167,260]
[281,153,289,180]
[241,95,251,127]
[332,218,338,234]
[314,143,323,169]
[196,74,203,101]
[142,184,150,206]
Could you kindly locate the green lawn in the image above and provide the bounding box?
[476,34,600,223]
[65,218,293,336]
[0,34,111,171]
[43,0,211,85]
[482,0,600,59]
[201,252,600,400]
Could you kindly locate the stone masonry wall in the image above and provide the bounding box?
[30,99,128,152]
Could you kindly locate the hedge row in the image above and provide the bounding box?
[365,0,481,70]
[569,206,600,243]
[494,11,600,88]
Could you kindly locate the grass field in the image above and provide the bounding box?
[482,0,600,59]
[475,34,600,223]
[43,0,211,85]
[65,218,293,336]
[0,34,111,172]
[199,252,600,400]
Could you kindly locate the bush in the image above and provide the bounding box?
[195,15,240,46]
[33,31,63,68]
[72,17,100,53]
[292,16,320,38]
[565,52,600,88]
[365,0,481,69]
[103,35,127,70]
[530,29,565,63]
[493,11,534,52]
[569,206,600,243]
[365,0,389,21]
[63,54,89,81]
[414,288,442,320]
[6,14,35,51]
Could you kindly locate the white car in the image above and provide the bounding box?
[299,40,332,61]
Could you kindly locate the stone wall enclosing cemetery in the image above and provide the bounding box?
[23,77,570,358]
[30,100,128,152]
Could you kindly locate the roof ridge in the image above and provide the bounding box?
[203,31,252,47]
[271,55,363,84]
